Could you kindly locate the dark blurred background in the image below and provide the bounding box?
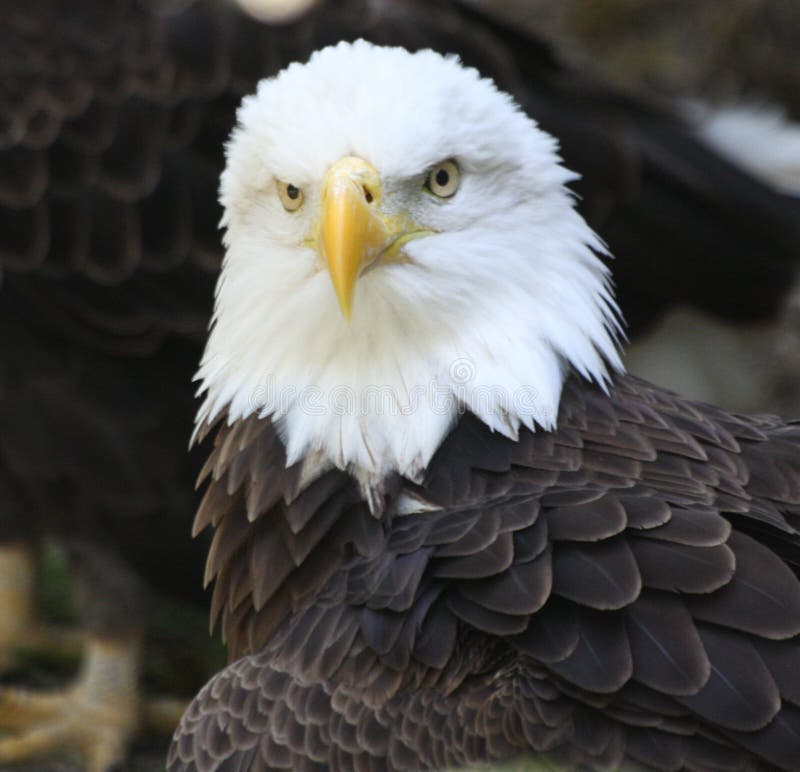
[478,0,800,115]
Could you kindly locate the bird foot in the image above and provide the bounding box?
[0,637,140,772]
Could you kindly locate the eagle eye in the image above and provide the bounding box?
[425,160,460,198]
[277,180,304,211]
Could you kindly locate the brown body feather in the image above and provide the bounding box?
[170,373,800,770]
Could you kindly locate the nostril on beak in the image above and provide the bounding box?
[362,185,374,204]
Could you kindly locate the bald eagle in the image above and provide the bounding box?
[169,42,800,771]
[3,0,800,768]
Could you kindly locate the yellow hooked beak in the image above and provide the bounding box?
[319,156,431,321]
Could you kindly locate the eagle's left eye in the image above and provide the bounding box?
[277,180,304,211]
[424,160,460,198]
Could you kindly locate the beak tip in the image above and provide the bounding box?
[334,289,354,323]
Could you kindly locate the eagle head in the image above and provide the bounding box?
[196,41,622,493]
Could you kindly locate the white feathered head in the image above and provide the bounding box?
[197,41,622,493]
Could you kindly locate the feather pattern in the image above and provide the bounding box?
[170,372,800,769]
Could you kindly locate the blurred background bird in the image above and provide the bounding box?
[1,0,798,768]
